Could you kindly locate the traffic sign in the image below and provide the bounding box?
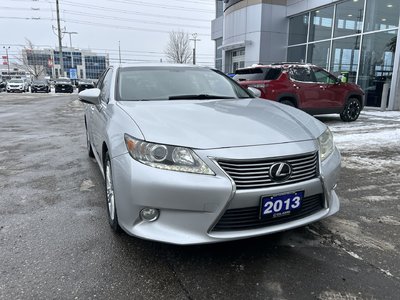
[69,68,77,79]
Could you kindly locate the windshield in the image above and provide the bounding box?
[79,80,93,84]
[117,67,251,101]
[33,80,46,84]
[9,79,23,83]
[56,80,70,84]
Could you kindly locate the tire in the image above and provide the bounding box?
[86,126,95,158]
[104,152,122,233]
[340,98,361,122]
[280,99,295,107]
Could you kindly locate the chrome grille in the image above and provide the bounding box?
[212,194,324,231]
[216,152,318,190]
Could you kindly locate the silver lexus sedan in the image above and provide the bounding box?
[79,64,341,245]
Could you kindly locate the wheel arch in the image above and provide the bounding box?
[276,93,299,108]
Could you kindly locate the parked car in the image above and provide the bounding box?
[31,80,51,93]
[79,64,341,245]
[6,78,29,93]
[0,79,6,92]
[234,63,365,122]
[77,79,95,92]
[54,78,74,93]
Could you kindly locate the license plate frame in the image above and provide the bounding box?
[259,191,304,219]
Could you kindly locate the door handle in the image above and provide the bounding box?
[293,84,300,89]
[319,86,326,90]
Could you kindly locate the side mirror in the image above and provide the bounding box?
[247,87,262,98]
[79,88,101,105]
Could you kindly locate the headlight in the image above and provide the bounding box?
[318,128,334,161]
[124,134,215,175]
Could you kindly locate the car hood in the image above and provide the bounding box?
[118,99,325,149]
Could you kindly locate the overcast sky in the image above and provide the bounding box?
[0,0,216,66]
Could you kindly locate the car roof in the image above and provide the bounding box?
[238,63,318,70]
[115,63,211,70]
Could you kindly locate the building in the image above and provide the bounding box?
[212,0,400,110]
[20,47,109,80]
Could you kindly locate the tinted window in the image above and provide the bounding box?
[117,67,250,101]
[234,68,281,81]
[289,67,313,82]
[100,69,113,103]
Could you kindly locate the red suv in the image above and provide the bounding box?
[234,63,365,122]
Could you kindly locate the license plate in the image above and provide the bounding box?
[260,191,304,219]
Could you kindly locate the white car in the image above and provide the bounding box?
[79,64,341,245]
[7,78,29,93]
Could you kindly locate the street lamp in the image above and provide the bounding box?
[190,33,201,65]
[62,31,78,75]
[3,46,10,78]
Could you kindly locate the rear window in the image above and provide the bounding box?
[234,67,281,81]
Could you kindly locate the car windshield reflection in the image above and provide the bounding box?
[117,67,252,101]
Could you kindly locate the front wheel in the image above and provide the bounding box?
[340,98,361,122]
[86,127,95,158]
[105,153,122,233]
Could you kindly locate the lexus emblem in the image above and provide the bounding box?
[269,162,292,182]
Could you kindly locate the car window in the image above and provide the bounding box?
[313,68,337,84]
[289,67,313,82]
[234,67,281,81]
[100,69,113,104]
[117,67,251,101]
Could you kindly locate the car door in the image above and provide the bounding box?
[288,67,321,109]
[91,68,113,161]
[312,67,344,109]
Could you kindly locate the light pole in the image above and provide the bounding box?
[190,33,201,65]
[3,46,10,78]
[62,31,78,72]
[55,0,64,77]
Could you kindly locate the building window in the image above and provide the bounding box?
[307,41,331,69]
[216,0,224,18]
[287,45,306,63]
[309,6,334,42]
[364,0,400,33]
[228,48,245,73]
[288,13,309,45]
[330,36,361,82]
[334,0,364,38]
[287,0,399,108]
[359,30,398,107]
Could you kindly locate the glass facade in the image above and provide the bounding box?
[26,49,108,79]
[288,13,309,45]
[309,6,334,42]
[287,0,399,107]
[85,56,107,79]
[215,38,223,71]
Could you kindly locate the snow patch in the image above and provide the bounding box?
[80,179,95,191]
[325,217,396,252]
[318,291,363,300]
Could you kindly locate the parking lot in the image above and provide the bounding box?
[0,92,399,299]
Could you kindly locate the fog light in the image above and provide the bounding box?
[140,208,160,222]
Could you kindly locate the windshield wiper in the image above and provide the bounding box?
[168,94,235,100]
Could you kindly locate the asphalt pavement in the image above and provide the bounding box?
[0,92,399,299]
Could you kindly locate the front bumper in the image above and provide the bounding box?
[111,141,340,244]
[32,86,48,92]
[7,86,24,92]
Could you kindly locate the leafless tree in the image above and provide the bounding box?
[164,31,192,64]
[16,39,47,79]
